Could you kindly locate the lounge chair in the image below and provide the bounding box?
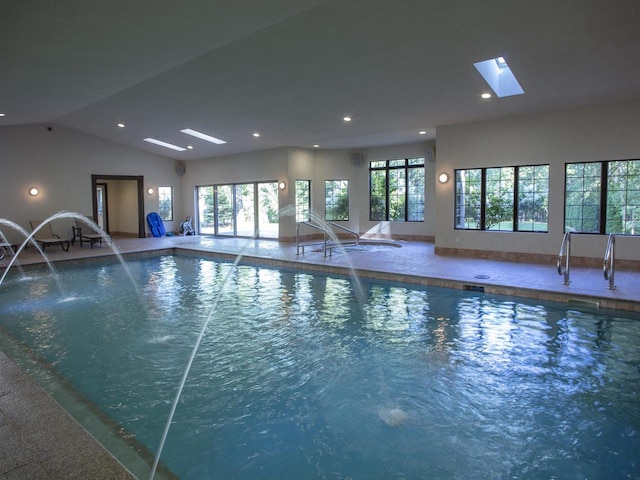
[29,220,70,251]
[0,241,15,261]
[72,218,104,248]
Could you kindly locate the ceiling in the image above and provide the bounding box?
[2,0,640,160]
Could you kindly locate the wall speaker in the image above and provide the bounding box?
[175,163,186,176]
[351,153,363,166]
[425,145,436,162]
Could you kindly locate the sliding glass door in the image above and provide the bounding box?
[235,183,256,237]
[257,182,279,238]
[196,181,278,238]
[216,184,234,236]
[197,186,215,235]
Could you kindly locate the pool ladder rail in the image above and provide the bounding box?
[603,233,616,290]
[557,232,616,290]
[557,231,571,285]
[296,221,360,256]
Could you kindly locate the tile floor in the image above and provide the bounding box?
[1,236,639,479]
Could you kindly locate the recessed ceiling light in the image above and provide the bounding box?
[481,92,492,99]
[313,144,320,148]
[419,131,427,135]
[343,116,352,122]
[180,128,226,144]
[144,138,187,151]
[0,113,5,117]
[187,145,194,150]
[253,132,260,137]
[117,123,125,128]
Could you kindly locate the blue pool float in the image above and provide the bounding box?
[146,212,166,237]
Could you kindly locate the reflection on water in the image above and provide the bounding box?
[0,255,639,479]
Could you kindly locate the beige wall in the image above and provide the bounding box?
[0,124,180,241]
[180,143,435,240]
[435,100,640,261]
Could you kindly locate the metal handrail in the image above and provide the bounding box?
[603,233,616,290]
[296,221,327,255]
[327,222,360,245]
[557,231,571,285]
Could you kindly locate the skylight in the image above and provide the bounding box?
[180,128,226,144]
[144,138,186,152]
[474,56,524,98]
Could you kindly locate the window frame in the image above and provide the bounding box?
[295,179,311,223]
[368,157,425,222]
[454,164,549,233]
[158,186,174,221]
[564,159,640,235]
[324,179,349,221]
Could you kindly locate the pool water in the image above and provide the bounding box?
[1,255,639,479]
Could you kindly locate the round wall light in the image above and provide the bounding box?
[438,173,449,184]
[147,187,155,195]
[278,181,286,190]
[29,187,40,196]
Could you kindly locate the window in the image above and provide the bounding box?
[607,160,640,234]
[485,167,514,231]
[455,164,549,232]
[518,165,549,232]
[158,186,173,221]
[369,158,425,222]
[325,179,349,221]
[295,180,311,222]
[565,159,639,235]
[455,169,482,229]
[565,162,601,233]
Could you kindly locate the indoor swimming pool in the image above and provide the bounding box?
[0,255,639,479]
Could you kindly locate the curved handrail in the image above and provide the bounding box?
[603,233,615,290]
[296,221,327,255]
[327,222,360,244]
[557,231,571,285]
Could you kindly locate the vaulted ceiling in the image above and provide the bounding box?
[2,0,640,160]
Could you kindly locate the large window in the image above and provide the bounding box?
[295,180,311,222]
[369,158,425,221]
[196,181,279,238]
[565,159,639,235]
[158,186,173,221]
[325,180,349,221]
[455,164,549,232]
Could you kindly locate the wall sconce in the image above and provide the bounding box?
[29,187,40,196]
[278,181,286,190]
[147,187,155,195]
[438,173,449,184]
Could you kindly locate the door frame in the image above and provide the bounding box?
[91,174,145,238]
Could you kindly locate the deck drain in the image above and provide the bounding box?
[474,274,490,279]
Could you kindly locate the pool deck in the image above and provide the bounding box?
[1,236,639,479]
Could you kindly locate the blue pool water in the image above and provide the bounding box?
[0,255,639,479]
